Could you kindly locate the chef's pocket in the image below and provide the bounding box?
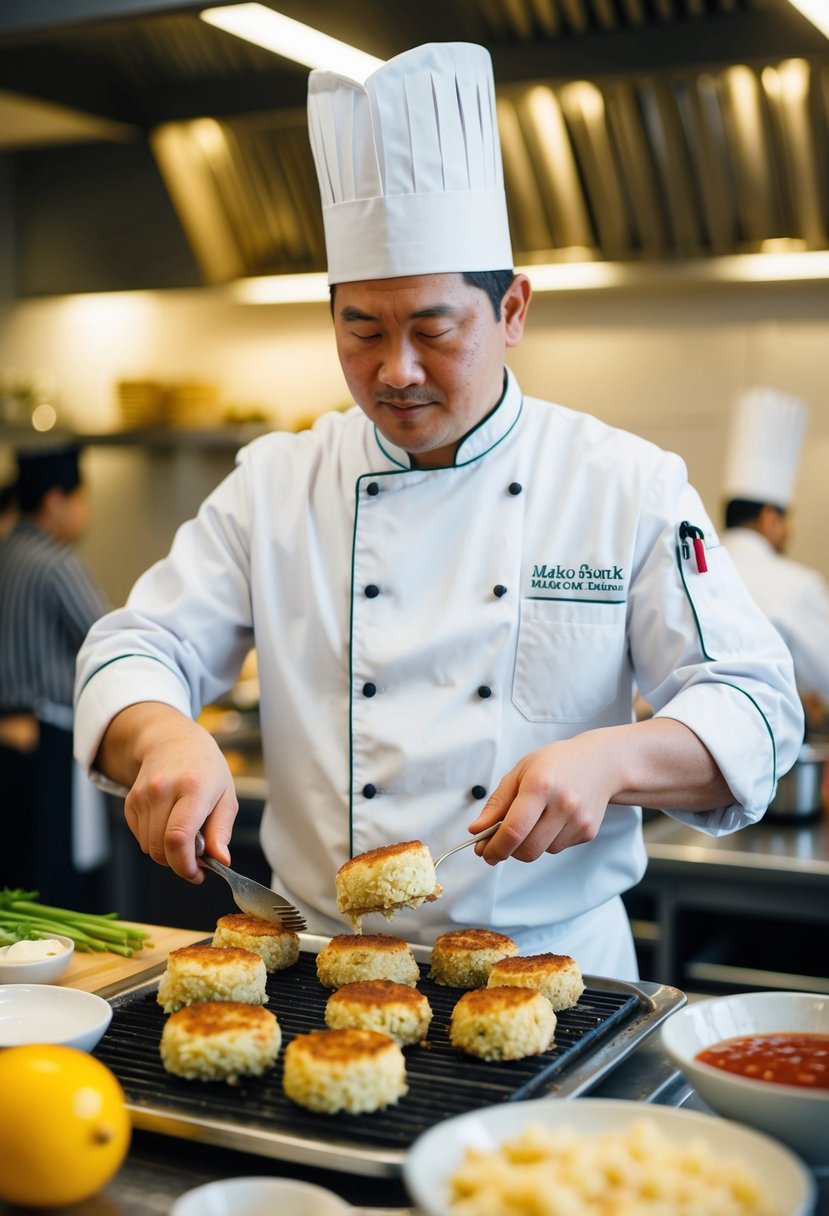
[512,598,627,723]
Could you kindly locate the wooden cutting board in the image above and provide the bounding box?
[58,923,207,993]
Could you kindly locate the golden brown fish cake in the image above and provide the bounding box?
[487,952,585,1011]
[450,986,557,1061]
[429,928,518,988]
[212,912,300,972]
[336,840,442,930]
[316,933,420,989]
[282,1028,408,1114]
[156,943,267,1014]
[325,979,433,1045]
[160,1000,280,1083]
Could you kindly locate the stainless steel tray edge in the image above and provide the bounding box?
[124,1092,405,1178]
[542,976,686,1100]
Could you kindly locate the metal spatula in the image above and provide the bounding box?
[432,822,503,868]
[195,832,307,932]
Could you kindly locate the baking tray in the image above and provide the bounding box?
[92,934,686,1177]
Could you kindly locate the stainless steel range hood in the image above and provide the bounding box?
[148,55,829,284]
[150,110,326,283]
[1,0,827,287]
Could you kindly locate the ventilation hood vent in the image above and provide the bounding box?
[147,56,829,284]
[1,0,827,285]
[149,111,326,283]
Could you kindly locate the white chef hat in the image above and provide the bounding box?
[307,42,513,284]
[723,386,808,509]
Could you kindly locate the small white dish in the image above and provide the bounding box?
[171,1177,351,1216]
[661,989,829,1166]
[403,1096,815,1216]
[0,934,75,984]
[0,984,112,1052]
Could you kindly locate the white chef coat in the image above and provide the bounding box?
[74,371,803,979]
[723,527,829,704]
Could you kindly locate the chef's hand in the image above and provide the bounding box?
[468,730,616,862]
[468,718,731,863]
[95,702,238,882]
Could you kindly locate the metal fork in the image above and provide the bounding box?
[195,831,307,932]
[432,822,503,869]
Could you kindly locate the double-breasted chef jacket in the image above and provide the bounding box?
[75,371,803,974]
[723,527,829,705]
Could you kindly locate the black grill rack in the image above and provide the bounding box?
[93,941,684,1177]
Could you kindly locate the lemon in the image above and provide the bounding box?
[0,1044,131,1207]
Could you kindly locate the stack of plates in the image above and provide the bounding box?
[164,380,219,429]
[116,380,166,429]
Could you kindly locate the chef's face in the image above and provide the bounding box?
[333,272,530,468]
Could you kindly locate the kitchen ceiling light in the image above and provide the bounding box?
[230,251,829,303]
[785,0,829,40]
[200,4,383,80]
[231,272,330,303]
[521,251,829,290]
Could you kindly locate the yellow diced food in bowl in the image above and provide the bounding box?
[447,1119,770,1216]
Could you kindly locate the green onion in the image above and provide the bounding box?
[0,889,154,957]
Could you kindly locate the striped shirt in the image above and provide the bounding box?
[0,520,109,713]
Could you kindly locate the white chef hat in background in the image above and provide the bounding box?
[723,386,808,509]
[307,42,514,284]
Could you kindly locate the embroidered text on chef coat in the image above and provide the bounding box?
[529,561,626,596]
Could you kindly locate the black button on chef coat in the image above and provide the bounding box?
[471,785,487,799]
[365,584,380,598]
[363,783,377,799]
[362,682,377,697]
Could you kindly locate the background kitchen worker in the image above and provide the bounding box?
[0,443,110,908]
[722,387,829,734]
[74,43,802,979]
[0,481,17,539]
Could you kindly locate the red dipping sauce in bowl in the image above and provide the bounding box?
[696,1032,829,1089]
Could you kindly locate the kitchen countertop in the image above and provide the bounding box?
[643,812,829,878]
[630,813,829,993]
[2,925,826,1215]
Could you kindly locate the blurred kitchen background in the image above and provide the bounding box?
[0,0,827,993]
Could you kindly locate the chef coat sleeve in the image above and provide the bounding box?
[627,452,804,834]
[74,450,255,780]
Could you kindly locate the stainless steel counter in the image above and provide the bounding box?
[644,813,829,879]
[631,814,829,996]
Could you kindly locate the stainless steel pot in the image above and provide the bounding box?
[766,741,829,822]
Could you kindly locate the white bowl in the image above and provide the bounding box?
[171,1177,351,1216]
[0,984,112,1052]
[0,934,75,984]
[661,990,829,1166]
[403,1096,815,1216]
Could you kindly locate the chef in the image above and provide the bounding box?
[74,43,802,979]
[722,386,829,725]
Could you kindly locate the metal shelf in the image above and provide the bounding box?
[0,424,272,450]
[685,960,829,995]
